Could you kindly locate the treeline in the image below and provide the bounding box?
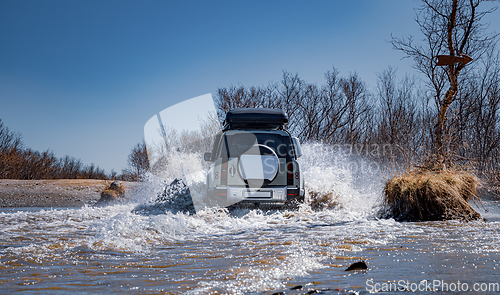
[215,59,500,183]
[215,68,425,161]
[0,118,153,181]
[0,119,108,180]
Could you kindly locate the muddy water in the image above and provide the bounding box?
[1,145,500,294]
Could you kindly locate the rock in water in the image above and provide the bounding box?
[132,178,195,215]
[345,261,368,271]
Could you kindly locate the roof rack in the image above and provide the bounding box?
[223,108,288,131]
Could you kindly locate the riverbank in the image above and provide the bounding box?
[0,179,139,207]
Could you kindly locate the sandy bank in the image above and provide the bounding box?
[0,179,139,208]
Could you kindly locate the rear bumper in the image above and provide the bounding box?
[230,186,286,204]
[286,187,305,199]
[209,186,302,205]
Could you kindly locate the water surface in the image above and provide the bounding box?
[2,145,500,294]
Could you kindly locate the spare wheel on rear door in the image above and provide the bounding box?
[238,144,279,187]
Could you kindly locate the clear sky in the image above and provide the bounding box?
[0,0,498,173]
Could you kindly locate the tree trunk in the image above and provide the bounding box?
[434,0,458,160]
[435,67,459,157]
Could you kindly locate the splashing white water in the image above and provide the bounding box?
[80,143,386,254]
[299,143,383,216]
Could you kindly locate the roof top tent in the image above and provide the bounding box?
[223,108,288,131]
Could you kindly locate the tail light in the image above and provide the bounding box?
[287,162,293,185]
[221,162,228,185]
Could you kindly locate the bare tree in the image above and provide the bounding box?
[277,71,303,135]
[215,84,276,122]
[376,68,424,157]
[339,72,371,143]
[452,48,500,175]
[123,141,150,181]
[391,0,498,160]
[0,119,22,152]
[322,68,349,143]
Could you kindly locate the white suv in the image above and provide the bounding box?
[204,108,304,208]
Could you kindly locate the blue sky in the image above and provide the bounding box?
[0,1,497,173]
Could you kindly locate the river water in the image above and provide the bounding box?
[1,144,500,294]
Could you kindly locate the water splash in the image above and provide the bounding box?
[131,143,384,218]
[132,178,195,215]
[299,143,383,216]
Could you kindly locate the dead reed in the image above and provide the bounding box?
[94,181,126,206]
[381,168,482,221]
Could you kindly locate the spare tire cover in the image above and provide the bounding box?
[238,144,279,182]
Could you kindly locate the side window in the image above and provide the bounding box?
[210,133,222,160]
[292,137,302,158]
[218,134,229,160]
[282,136,294,160]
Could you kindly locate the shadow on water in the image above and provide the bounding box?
[131,178,196,215]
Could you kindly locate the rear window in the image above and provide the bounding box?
[220,132,290,158]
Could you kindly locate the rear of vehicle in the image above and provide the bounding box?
[204,108,304,208]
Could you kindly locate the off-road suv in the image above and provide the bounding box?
[204,108,305,208]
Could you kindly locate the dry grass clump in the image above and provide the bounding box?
[94,181,126,206]
[102,181,125,197]
[382,169,482,221]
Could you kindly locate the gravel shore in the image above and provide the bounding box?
[0,179,138,207]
